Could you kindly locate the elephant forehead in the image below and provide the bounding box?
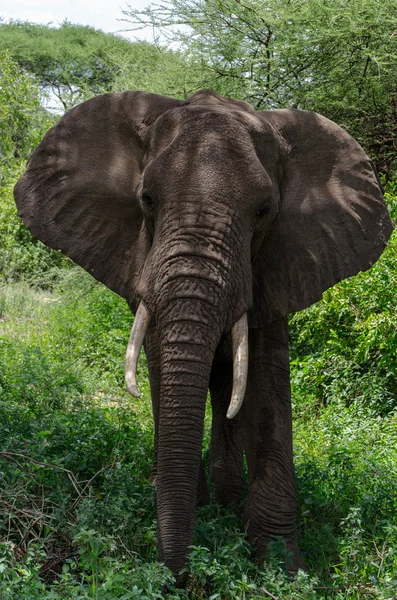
[146,104,262,157]
[144,106,277,193]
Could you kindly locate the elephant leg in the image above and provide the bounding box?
[144,324,209,505]
[209,362,245,506]
[240,318,305,572]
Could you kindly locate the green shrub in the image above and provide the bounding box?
[1,263,397,597]
[0,270,138,408]
[0,167,69,283]
[0,53,54,166]
[290,184,397,417]
[0,54,70,284]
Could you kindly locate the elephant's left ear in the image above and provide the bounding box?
[14,91,183,308]
[251,109,393,325]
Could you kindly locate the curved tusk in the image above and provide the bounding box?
[125,302,150,398]
[227,313,249,419]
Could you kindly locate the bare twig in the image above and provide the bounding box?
[0,499,52,522]
[72,462,117,508]
[19,516,43,549]
[0,451,81,496]
[1,451,117,511]
[260,587,279,600]
[116,536,138,558]
[315,585,379,594]
[374,540,387,577]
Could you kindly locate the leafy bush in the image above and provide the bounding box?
[0,54,70,284]
[0,270,137,407]
[289,184,397,417]
[1,263,397,598]
[0,21,191,111]
[0,53,54,166]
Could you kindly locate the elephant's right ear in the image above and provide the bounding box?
[250,109,393,326]
[14,91,182,305]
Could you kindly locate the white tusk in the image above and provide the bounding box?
[125,303,150,398]
[226,313,249,419]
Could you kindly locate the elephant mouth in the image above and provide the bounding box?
[124,303,249,419]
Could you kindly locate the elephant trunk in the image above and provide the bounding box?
[125,304,249,419]
[156,316,215,577]
[156,288,226,578]
[132,218,253,577]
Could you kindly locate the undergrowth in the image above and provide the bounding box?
[1,253,397,598]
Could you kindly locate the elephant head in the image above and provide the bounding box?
[14,89,392,579]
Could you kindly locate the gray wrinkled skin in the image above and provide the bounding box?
[14,89,393,582]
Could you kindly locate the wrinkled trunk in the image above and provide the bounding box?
[155,293,222,578]
[136,213,252,578]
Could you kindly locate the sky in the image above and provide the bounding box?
[0,0,154,41]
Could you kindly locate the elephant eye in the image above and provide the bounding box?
[256,204,271,220]
[141,194,155,213]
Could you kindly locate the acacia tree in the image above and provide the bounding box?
[0,53,54,166]
[0,21,129,109]
[123,0,397,174]
[0,21,190,110]
[0,54,66,281]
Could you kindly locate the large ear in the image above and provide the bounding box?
[14,91,182,307]
[251,109,393,326]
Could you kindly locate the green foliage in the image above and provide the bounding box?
[111,43,197,100]
[1,261,397,598]
[289,185,397,417]
[0,21,191,110]
[0,271,138,406]
[294,404,397,592]
[124,0,397,174]
[0,53,54,165]
[0,21,141,109]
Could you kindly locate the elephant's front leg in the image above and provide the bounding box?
[241,318,305,572]
[144,324,209,505]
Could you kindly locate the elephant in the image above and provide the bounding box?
[14,89,393,582]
